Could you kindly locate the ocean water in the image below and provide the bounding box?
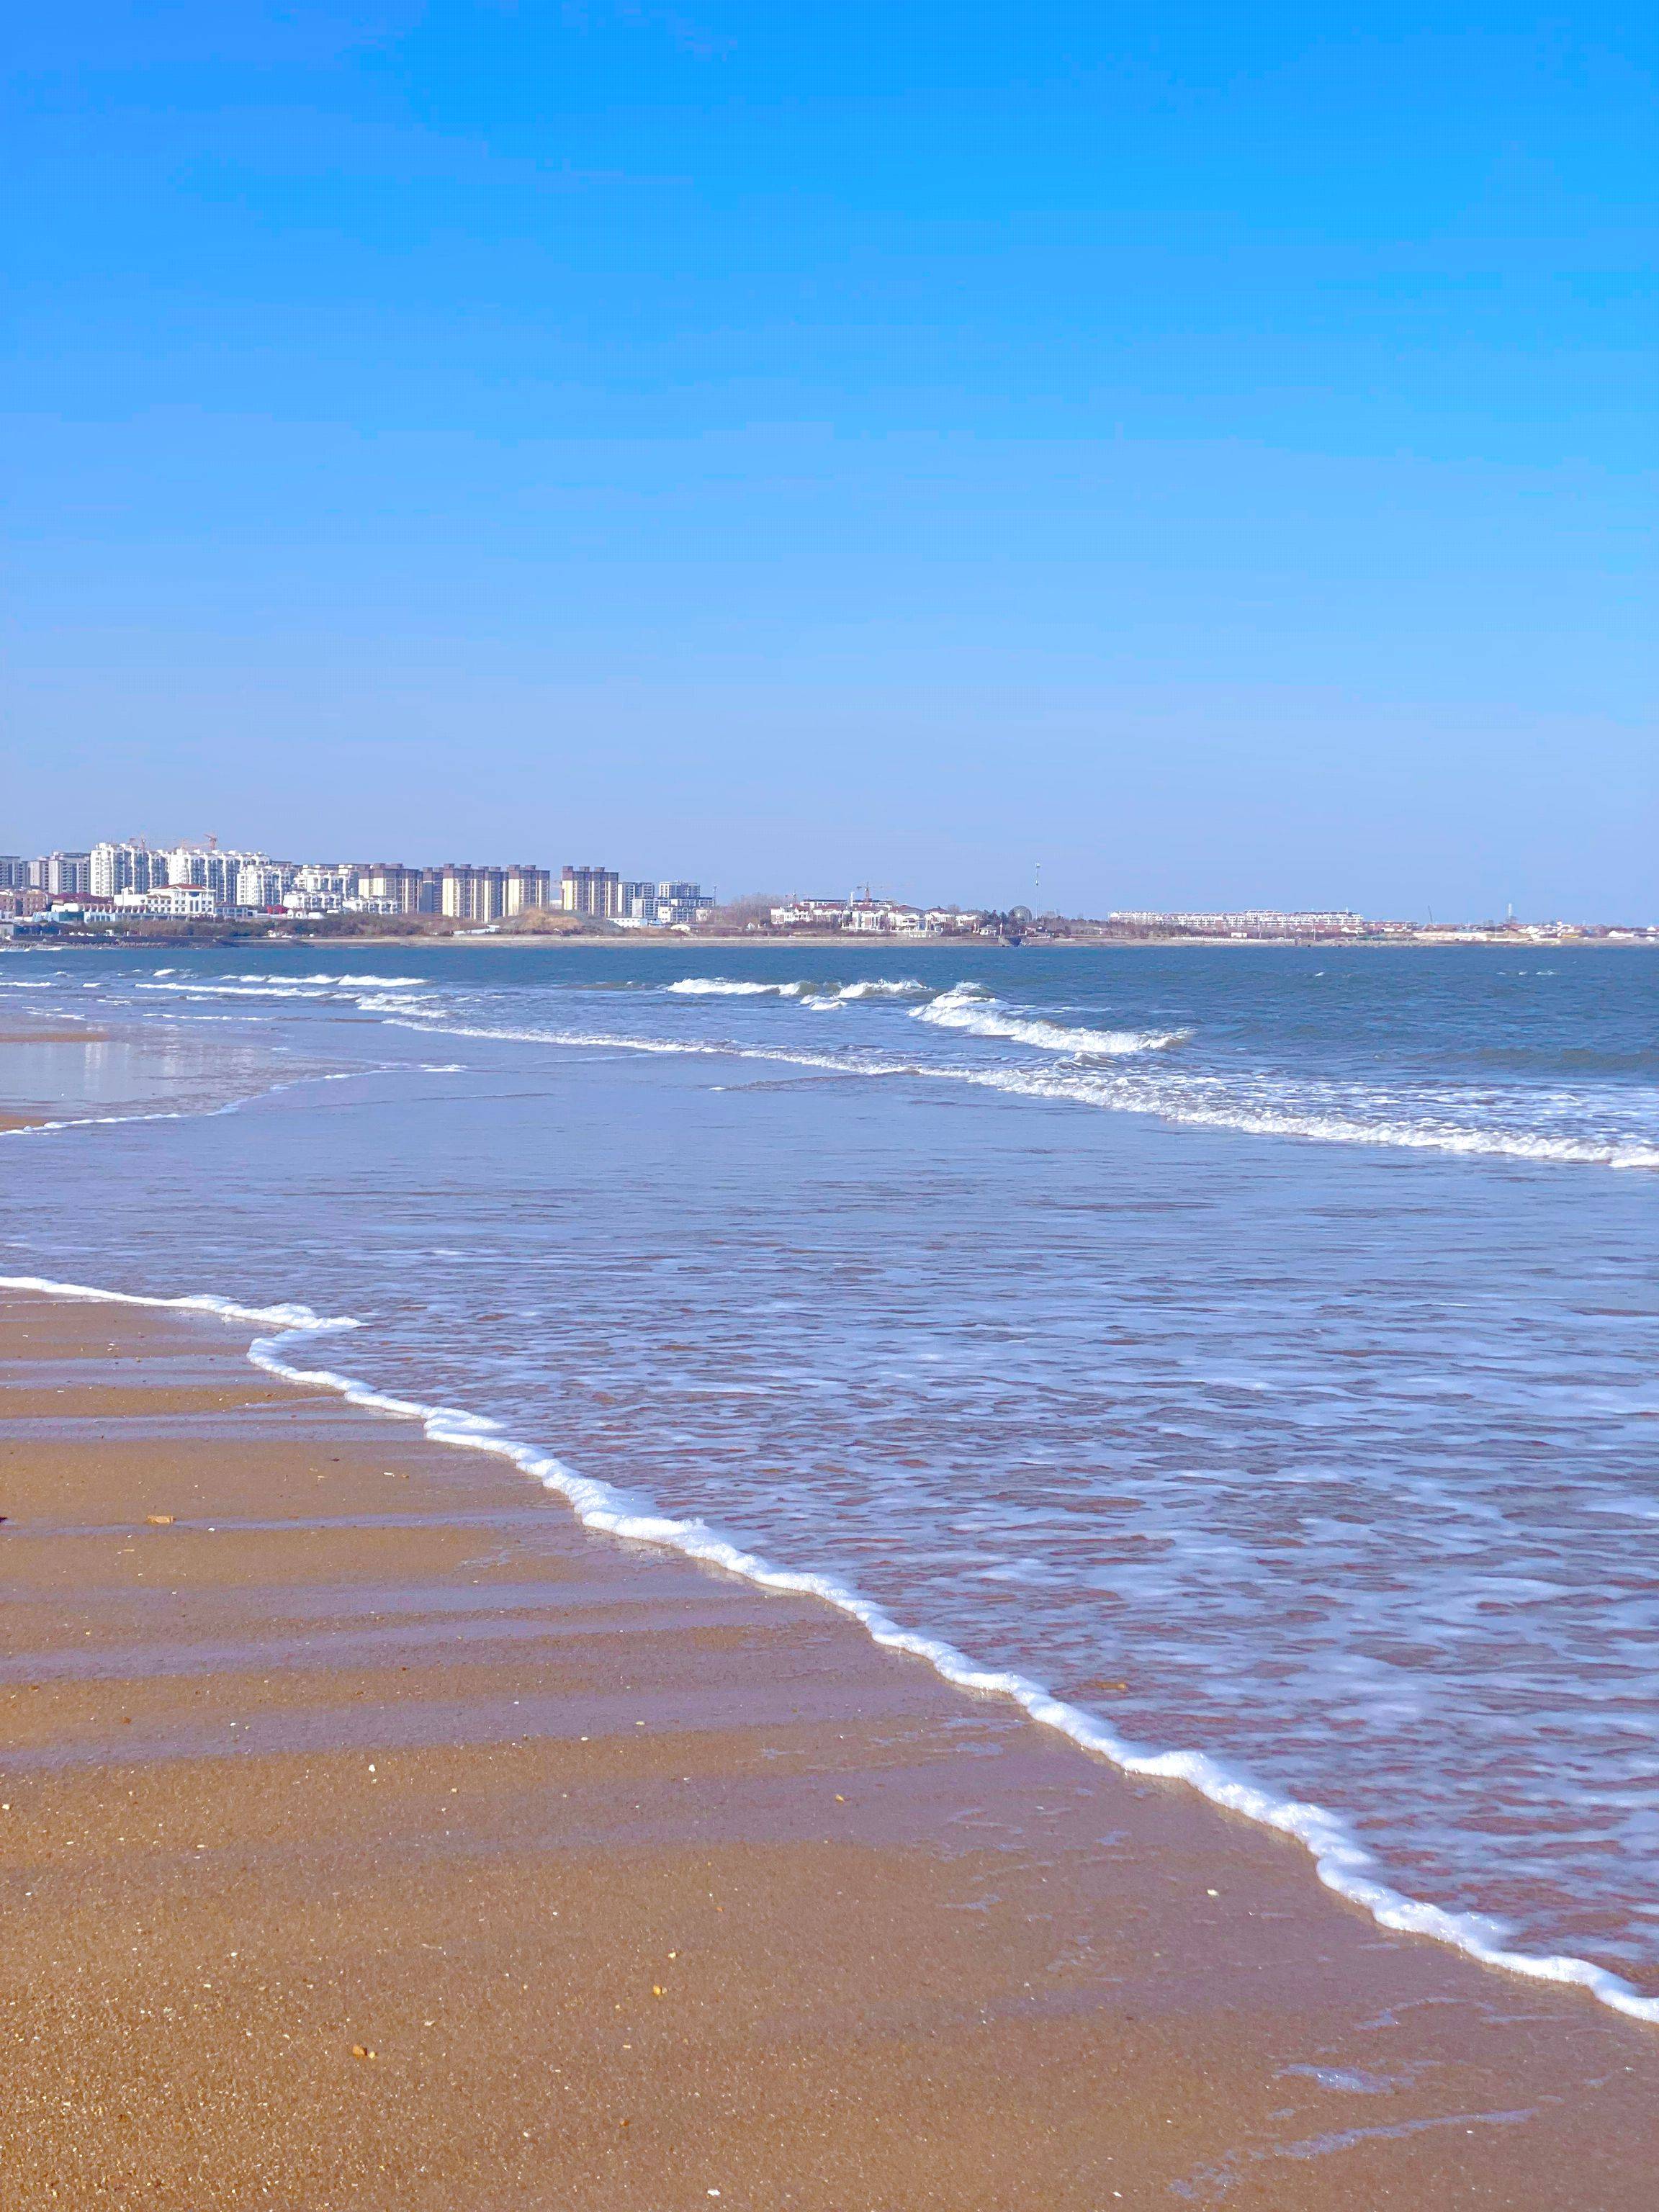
[4,942,1657,2019]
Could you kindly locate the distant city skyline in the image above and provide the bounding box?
[4,838,1653,935]
[6,4,1653,917]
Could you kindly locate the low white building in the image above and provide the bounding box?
[1107,909,1366,938]
[770,899,849,928]
[846,901,927,935]
[112,886,220,919]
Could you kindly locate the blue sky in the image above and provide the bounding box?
[6,2,1653,915]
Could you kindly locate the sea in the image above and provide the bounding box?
[3,940,1656,2022]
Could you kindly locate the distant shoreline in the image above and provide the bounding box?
[3,930,1652,955]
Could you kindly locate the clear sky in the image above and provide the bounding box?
[6,3,1654,917]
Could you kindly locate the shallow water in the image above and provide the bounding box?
[3,940,1656,2012]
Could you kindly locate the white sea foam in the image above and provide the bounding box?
[135,982,335,1000]
[666,977,806,997]
[5,1265,1656,2028]
[0,1108,230,1138]
[913,982,1190,1056]
[379,1015,916,1078]
[824,978,929,999]
[796,979,932,1010]
[378,1012,1659,1172]
[0,1272,358,1336]
[0,1067,408,1143]
[671,975,1001,1012]
[983,1064,1659,1173]
[135,973,428,1003]
[284,974,427,987]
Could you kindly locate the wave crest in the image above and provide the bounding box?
[665,977,802,997]
[913,983,1190,1058]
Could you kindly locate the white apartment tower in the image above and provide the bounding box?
[91,841,168,899]
[235,864,295,910]
[41,852,93,897]
[163,845,269,906]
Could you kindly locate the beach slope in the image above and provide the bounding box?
[1,1288,1655,2208]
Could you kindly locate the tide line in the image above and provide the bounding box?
[3,1268,1657,2031]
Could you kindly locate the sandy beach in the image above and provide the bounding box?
[2,1286,1655,2208]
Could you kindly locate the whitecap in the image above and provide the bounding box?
[913,982,1190,1057]
[376,1011,1659,1173]
[665,977,804,997]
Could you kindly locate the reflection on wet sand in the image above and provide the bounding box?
[2,1287,1656,2210]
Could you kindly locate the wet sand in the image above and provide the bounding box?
[0,1028,112,1043]
[0,1027,114,1129]
[2,1288,1655,2208]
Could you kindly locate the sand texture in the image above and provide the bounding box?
[2,1288,1655,2208]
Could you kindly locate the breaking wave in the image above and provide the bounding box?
[665,975,929,1004]
[912,981,1190,1056]
[376,1011,1659,1171]
[135,974,428,1002]
[824,979,930,999]
[665,977,803,997]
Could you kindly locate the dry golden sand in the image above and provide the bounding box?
[1,1290,1655,2209]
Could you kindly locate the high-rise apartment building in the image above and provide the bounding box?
[656,880,710,925]
[15,837,703,930]
[41,852,93,897]
[91,841,168,899]
[235,864,295,910]
[279,865,354,914]
[162,845,209,889]
[354,864,426,914]
[504,866,552,916]
[439,866,495,922]
[163,845,269,907]
[615,879,711,926]
[561,866,622,919]
[435,865,552,922]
